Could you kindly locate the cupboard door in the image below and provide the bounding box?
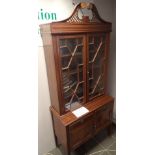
[58,36,85,112]
[95,104,113,134]
[69,114,94,150]
[87,34,106,100]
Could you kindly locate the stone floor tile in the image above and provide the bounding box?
[95,131,115,149]
[108,151,116,155]
[98,151,111,155]
[87,150,109,155]
[49,148,62,155]
[100,137,114,149]
[84,139,103,155]
[108,142,116,150]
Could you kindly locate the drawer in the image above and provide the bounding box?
[69,113,94,150]
[95,103,113,133]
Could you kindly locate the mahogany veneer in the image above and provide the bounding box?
[40,2,114,155]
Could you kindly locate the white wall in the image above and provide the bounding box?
[38,0,115,155]
[38,47,56,155]
[94,0,116,122]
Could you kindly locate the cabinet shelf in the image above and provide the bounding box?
[62,70,83,78]
[60,44,83,49]
[61,53,82,58]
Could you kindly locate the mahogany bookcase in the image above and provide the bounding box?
[40,2,114,155]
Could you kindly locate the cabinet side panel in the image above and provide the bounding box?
[52,113,69,155]
[41,31,60,113]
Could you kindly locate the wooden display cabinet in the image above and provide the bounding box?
[40,2,114,155]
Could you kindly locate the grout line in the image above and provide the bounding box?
[94,136,115,150]
[107,141,116,149]
[88,149,109,155]
[107,150,116,155]
[93,137,107,150]
[107,151,111,155]
[93,134,116,155]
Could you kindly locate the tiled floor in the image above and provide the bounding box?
[47,128,116,155]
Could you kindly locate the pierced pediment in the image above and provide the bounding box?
[62,2,107,24]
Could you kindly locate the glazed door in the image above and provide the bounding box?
[58,35,86,112]
[87,33,107,100]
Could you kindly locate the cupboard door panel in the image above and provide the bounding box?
[87,34,106,100]
[58,36,85,112]
[95,104,112,134]
[69,114,94,150]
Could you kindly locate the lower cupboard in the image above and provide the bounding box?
[51,96,114,155]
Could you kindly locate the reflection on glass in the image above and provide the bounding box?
[59,37,84,111]
[88,34,106,100]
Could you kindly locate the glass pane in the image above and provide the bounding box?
[78,65,83,82]
[59,37,84,111]
[77,83,84,98]
[88,34,106,100]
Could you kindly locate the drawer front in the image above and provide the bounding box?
[69,114,94,149]
[95,103,113,133]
